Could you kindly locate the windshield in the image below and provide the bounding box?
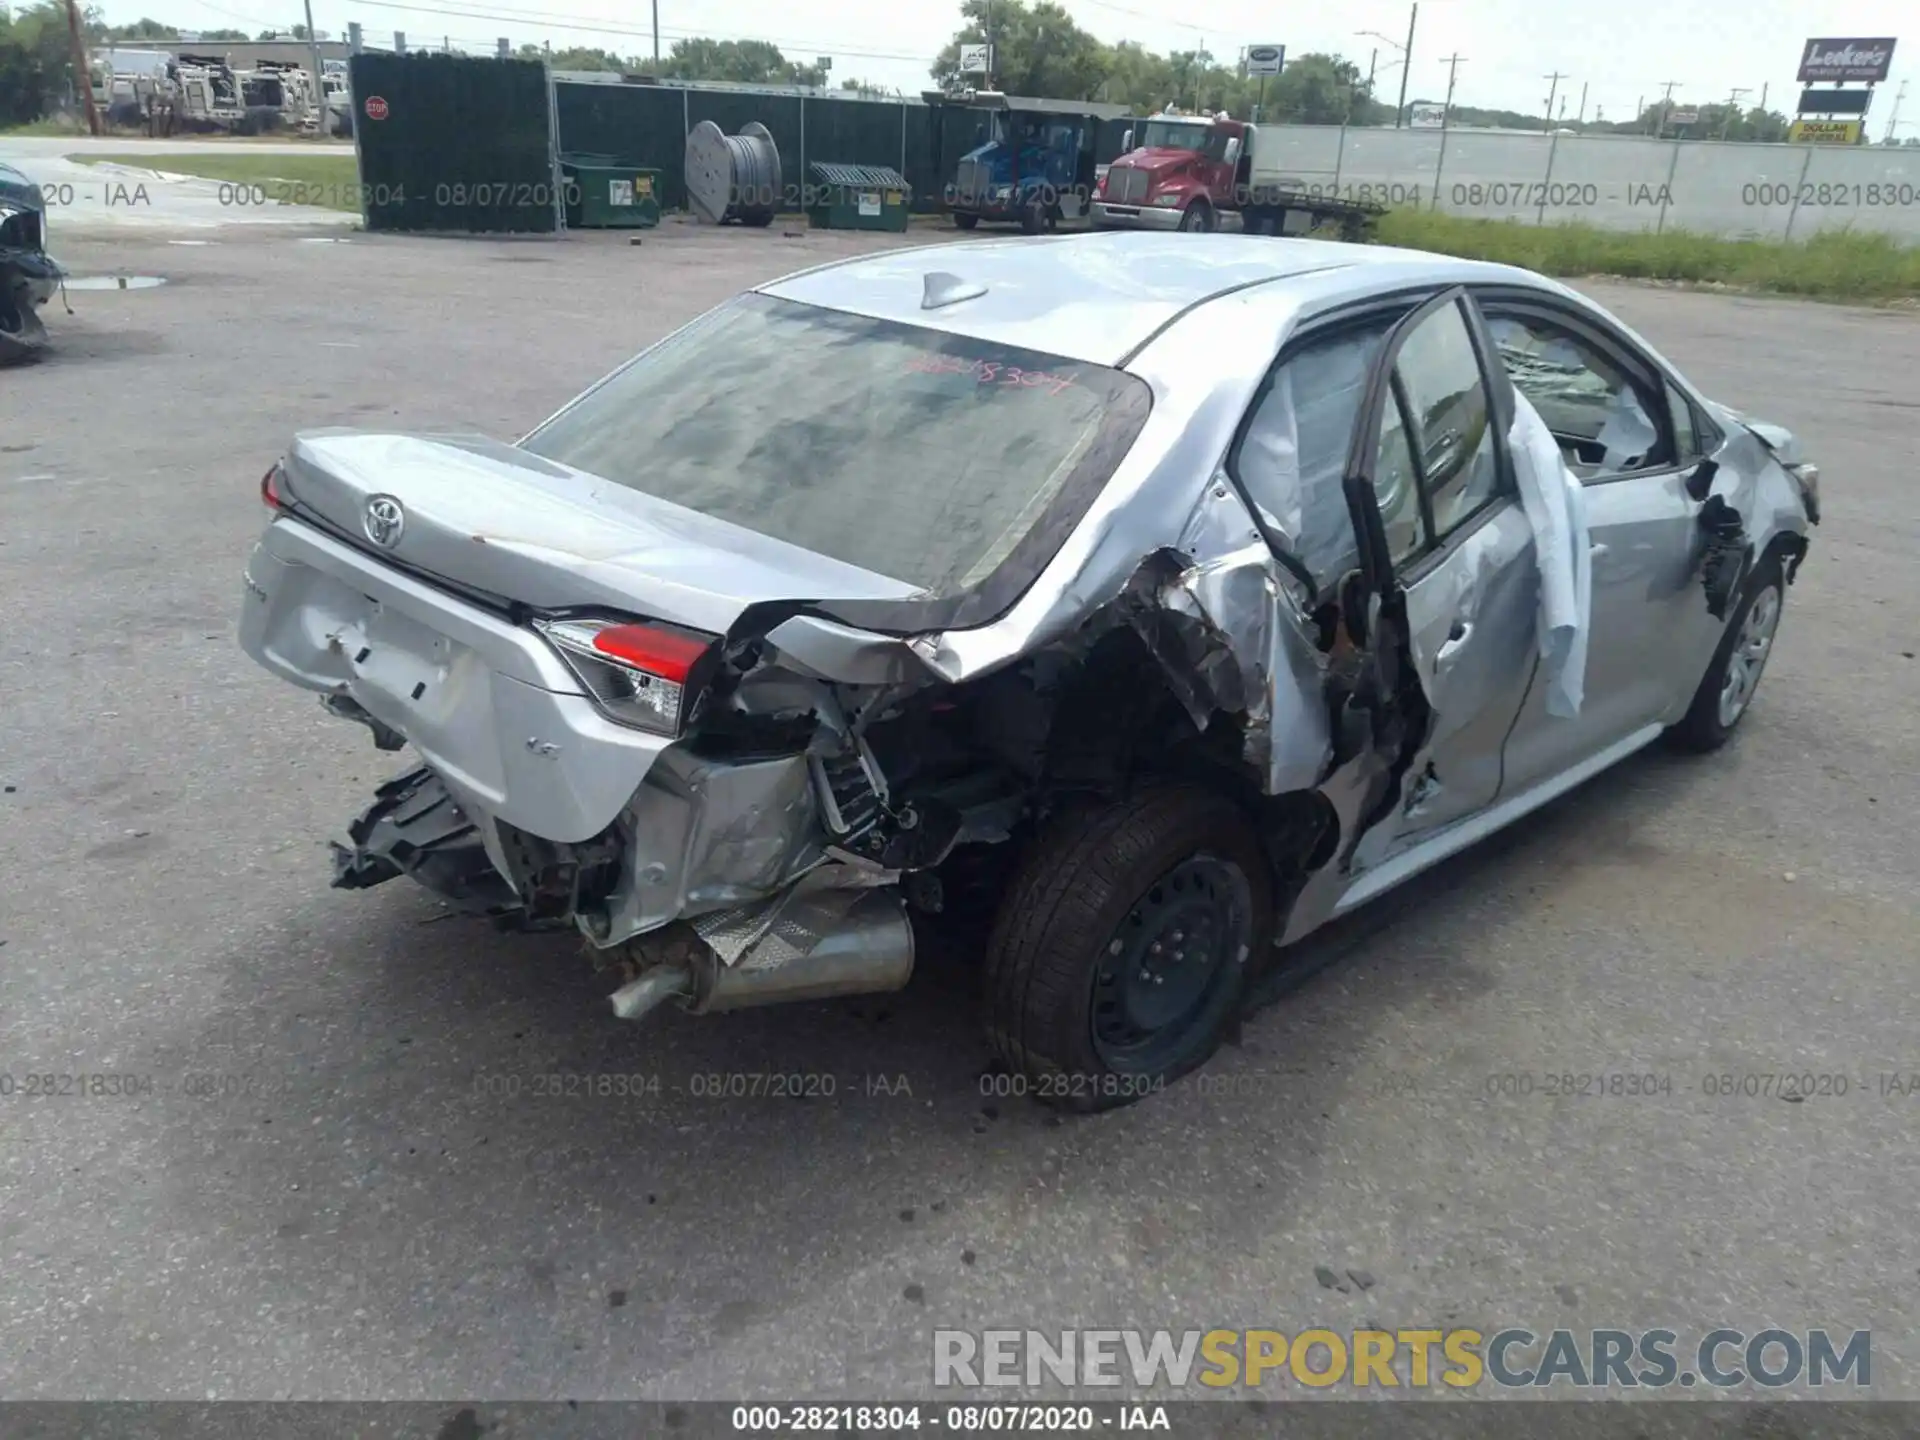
[1137,121,1212,152]
[522,294,1152,596]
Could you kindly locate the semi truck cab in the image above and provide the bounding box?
[947,93,1125,234]
[1091,112,1252,232]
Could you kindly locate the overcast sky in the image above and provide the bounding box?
[112,0,1915,133]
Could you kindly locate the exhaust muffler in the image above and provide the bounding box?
[610,890,915,1022]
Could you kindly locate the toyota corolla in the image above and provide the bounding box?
[238,232,1817,1109]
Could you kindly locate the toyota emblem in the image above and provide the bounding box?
[363,494,406,549]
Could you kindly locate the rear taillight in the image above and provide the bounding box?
[261,462,286,510]
[534,617,716,736]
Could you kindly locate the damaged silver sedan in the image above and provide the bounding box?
[239,232,1818,1109]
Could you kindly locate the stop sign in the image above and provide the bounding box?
[364,95,389,121]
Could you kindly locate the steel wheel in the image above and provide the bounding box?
[1717,581,1780,728]
[1089,854,1251,1074]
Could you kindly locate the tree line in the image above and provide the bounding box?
[9,0,1914,141]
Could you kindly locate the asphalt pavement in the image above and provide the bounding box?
[1,136,355,235]
[0,218,1916,1405]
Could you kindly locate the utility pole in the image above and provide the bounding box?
[984,0,995,90]
[651,0,659,67]
[1721,87,1750,140]
[1543,71,1567,131]
[1884,80,1907,143]
[302,0,328,138]
[1575,80,1588,124]
[1651,79,1679,134]
[1394,2,1418,128]
[63,0,101,136]
[1439,52,1465,128]
[1367,49,1377,94]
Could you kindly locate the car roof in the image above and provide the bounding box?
[758,230,1543,367]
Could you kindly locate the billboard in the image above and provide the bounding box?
[1789,119,1863,143]
[1796,87,1873,115]
[1796,37,1897,83]
[1409,101,1446,128]
[958,43,992,75]
[1245,44,1285,77]
[1667,107,1700,125]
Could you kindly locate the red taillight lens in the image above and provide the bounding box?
[534,617,716,735]
[261,463,285,510]
[589,623,711,685]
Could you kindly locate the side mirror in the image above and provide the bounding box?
[1121,128,1133,151]
[1223,137,1242,166]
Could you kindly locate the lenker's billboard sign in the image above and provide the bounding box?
[1796,37,1897,84]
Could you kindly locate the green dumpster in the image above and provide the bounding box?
[562,154,662,230]
[805,162,911,233]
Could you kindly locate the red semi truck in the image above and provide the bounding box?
[1090,110,1382,239]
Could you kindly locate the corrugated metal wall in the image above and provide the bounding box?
[350,54,559,234]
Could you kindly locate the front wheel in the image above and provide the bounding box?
[1667,556,1784,752]
[952,211,979,230]
[982,786,1272,1111]
[1178,201,1214,232]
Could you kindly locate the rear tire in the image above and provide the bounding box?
[983,786,1272,1112]
[1667,556,1784,753]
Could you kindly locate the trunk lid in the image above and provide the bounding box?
[281,430,922,637]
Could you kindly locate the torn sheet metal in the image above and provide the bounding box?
[1695,495,1751,620]
[1508,389,1592,719]
[689,860,899,967]
[595,749,827,944]
[1122,534,1334,797]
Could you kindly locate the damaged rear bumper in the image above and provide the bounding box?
[246,517,922,1015]
[332,760,918,1018]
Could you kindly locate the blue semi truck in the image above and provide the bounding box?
[945,92,1134,234]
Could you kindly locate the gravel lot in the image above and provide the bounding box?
[1,218,1916,1406]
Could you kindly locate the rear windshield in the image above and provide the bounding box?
[520,293,1152,595]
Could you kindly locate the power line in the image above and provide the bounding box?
[1060,0,1227,40]
[336,0,935,63]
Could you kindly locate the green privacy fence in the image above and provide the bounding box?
[350,53,560,234]
[347,58,1142,233]
[556,82,942,212]
[553,82,1135,215]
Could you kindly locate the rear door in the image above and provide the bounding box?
[1338,286,1542,855]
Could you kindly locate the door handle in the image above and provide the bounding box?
[1435,620,1473,665]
